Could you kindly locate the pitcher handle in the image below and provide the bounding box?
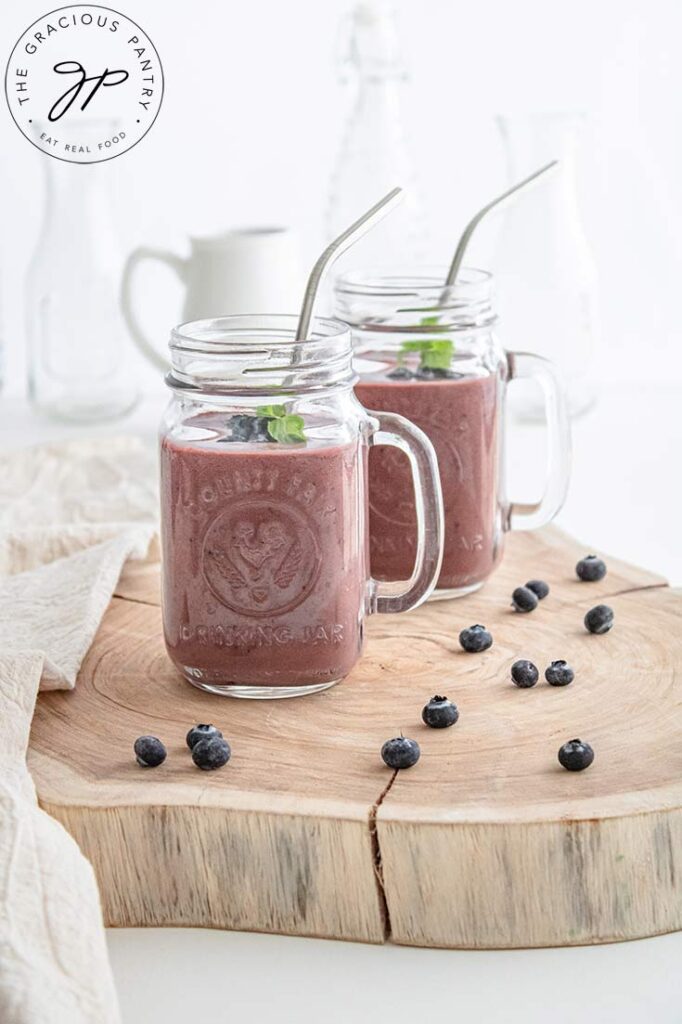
[121,246,186,372]
[507,351,572,531]
[367,411,444,613]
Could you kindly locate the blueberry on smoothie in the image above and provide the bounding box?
[229,414,256,441]
[229,414,275,443]
[254,416,278,442]
[415,366,463,381]
[387,365,415,380]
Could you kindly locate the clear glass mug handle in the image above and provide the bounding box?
[120,247,185,373]
[507,351,572,531]
[366,411,444,613]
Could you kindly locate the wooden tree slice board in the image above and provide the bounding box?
[28,526,682,949]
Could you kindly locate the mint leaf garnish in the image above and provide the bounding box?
[256,405,307,443]
[256,404,287,418]
[397,314,454,371]
[400,338,454,370]
[266,414,306,443]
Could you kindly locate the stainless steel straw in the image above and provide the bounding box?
[295,187,404,341]
[443,161,558,293]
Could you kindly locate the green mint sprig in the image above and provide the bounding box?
[398,315,454,370]
[400,338,454,370]
[256,405,307,443]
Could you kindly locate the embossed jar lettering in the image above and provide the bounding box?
[159,312,444,696]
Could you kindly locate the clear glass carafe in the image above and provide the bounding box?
[26,120,138,421]
[334,268,571,598]
[495,113,600,418]
[326,0,427,267]
[160,314,443,698]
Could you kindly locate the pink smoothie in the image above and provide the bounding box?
[355,371,501,592]
[160,437,368,689]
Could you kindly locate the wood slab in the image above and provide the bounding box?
[28,526,682,948]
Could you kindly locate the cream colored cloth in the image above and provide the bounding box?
[0,437,158,1024]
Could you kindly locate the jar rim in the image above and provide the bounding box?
[333,266,496,332]
[334,265,491,298]
[167,314,355,396]
[171,314,350,354]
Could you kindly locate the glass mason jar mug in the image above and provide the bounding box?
[160,315,444,698]
[334,268,571,598]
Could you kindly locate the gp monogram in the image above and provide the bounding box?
[4,4,164,163]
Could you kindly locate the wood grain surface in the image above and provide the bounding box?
[29,526,682,948]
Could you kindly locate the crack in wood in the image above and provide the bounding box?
[607,582,670,598]
[93,558,678,946]
[112,593,160,608]
[368,770,398,940]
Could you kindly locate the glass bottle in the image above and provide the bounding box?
[26,120,139,421]
[334,267,571,598]
[326,0,427,266]
[159,313,444,698]
[495,113,600,418]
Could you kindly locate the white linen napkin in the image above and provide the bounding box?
[0,437,159,1024]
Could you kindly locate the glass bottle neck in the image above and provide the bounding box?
[340,0,406,82]
[498,113,583,223]
[36,156,120,258]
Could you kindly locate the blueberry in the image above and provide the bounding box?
[545,660,575,686]
[415,366,460,381]
[558,738,594,772]
[229,414,274,443]
[387,365,415,380]
[511,585,539,613]
[252,416,276,442]
[191,736,231,771]
[416,366,448,380]
[459,624,493,653]
[421,695,459,728]
[134,735,167,768]
[576,555,607,582]
[511,660,539,688]
[525,579,549,600]
[584,604,614,634]
[186,723,223,750]
[230,414,256,441]
[381,736,421,769]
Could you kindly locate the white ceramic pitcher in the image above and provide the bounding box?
[120,227,302,371]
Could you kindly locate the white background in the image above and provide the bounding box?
[1,0,682,391]
[2,2,682,1021]
[1,0,680,580]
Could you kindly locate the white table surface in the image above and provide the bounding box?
[6,382,682,1023]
